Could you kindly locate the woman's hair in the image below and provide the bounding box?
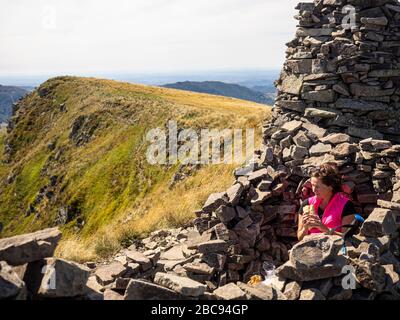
[310,163,342,193]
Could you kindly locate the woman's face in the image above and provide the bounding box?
[311,177,333,200]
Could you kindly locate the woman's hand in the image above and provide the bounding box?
[297,212,312,241]
[304,214,329,233]
[301,214,310,232]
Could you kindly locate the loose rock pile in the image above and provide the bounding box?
[277,233,400,300]
[188,128,400,299]
[0,228,91,300]
[0,227,285,300]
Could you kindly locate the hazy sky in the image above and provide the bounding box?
[0,0,300,76]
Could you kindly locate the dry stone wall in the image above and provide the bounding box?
[190,0,400,299]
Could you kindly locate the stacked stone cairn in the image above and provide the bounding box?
[2,0,400,301]
[191,0,400,300]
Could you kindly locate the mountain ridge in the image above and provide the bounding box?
[0,84,29,123]
[162,80,274,105]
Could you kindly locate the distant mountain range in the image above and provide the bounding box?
[162,81,275,105]
[0,85,31,123]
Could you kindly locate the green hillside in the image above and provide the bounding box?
[0,76,270,262]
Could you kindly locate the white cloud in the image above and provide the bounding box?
[0,0,300,75]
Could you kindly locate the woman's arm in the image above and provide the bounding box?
[297,201,311,241]
[332,214,356,236]
[307,214,356,237]
[297,212,310,241]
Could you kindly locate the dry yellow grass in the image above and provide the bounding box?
[56,163,241,263]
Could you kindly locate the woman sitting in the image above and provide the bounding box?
[297,163,356,241]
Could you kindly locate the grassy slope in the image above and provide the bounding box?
[0,77,270,262]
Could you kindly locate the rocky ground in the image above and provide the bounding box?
[0,226,285,300]
[1,204,400,301]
